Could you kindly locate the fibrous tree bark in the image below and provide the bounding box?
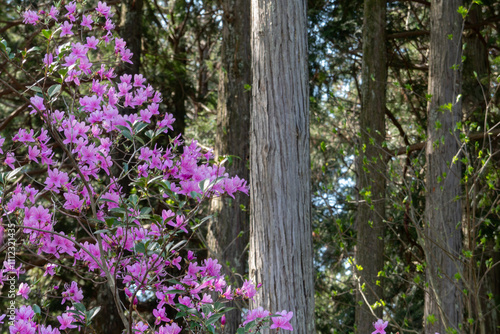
[355,0,387,332]
[462,4,500,334]
[424,0,463,333]
[248,0,316,332]
[207,0,251,332]
[119,0,144,75]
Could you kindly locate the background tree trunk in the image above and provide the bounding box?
[461,4,500,334]
[119,0,144,75]
[424,0,463,333]
[248,0,316,332]
[354,0,387,332]
[207,0,251,332]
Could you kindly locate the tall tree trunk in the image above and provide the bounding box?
[462,5,498,334]
[424,1,463,333]
[119,0,144,75]
[354,0,387,332]
[207,0,251,332]
[91,284,125,334]
[248,0,316,333]
[170,38,188,138]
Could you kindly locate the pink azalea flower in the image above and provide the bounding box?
[39,324,61,334]
[23,10,39,25]
[25,184,39,202]
[133,74,146,87]
[153,307,170,325]
[178,296,193,308]
[171,256,182,270]
[104,18,115,31]
[133,321,149,333]
[65,1,77,22]
[44,168,69,193]
[43,53,54,67]
[28,145,40,163]
[61,281,84,304]
[63,192,84,211]
[7,193,27,212]
[81,14,93,30]
[234,279,257,299]
[9,319,36,334]
[17,282,30,300]
[5,152,16,169]
[85,36,99,49]
[156,323,182,334]
[30,95,46,114]
[60,21,74,37]
[96,1,112,18]
[16,305,35,321]
[200,293,213,304]
[57,313,77,330]
[167,215,188,234]
[121,48,134,64]
[44,263,57,276]
[115,38,126,54]
[243,307,270,325]
[270,310,293,331]
[372,319,388,334]
[48,6,59,21]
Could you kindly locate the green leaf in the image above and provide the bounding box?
[32,304,41,315]
[27,46,41,54]
[134,121,149,133]
[58,68,68,77]
[74,303,86,312]
[206,313,224,325]
[170,240,187,252]
[135,242,146,254]
[164,289,185,294]
[129,194,138,206]
[99,198,119,205]
[86,306,101,321]
[27,85,43,93]
[47,84,61,98]
[42,29,53,39]
[457,6,468,18]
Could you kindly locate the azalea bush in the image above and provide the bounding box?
[0,2,292,333]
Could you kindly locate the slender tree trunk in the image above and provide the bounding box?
[424,1,463,333]
[170,39,188,138]
[91,284,125,334]
[462,4,488,334]
[354,0,387,332]
[207,0,251,332]
[248,0,316,333]
[119,0,144,75]
[462,5,499,334]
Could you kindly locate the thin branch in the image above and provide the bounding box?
[0,102,29,131]
[391,129,500,157]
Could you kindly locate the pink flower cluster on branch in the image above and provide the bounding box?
[0,1,292,334]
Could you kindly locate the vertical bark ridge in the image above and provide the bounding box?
[355,0,387,332]
[424,0,463,332]
[249,0,316,332]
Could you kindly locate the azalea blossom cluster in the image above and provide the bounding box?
[0,2,293,333]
